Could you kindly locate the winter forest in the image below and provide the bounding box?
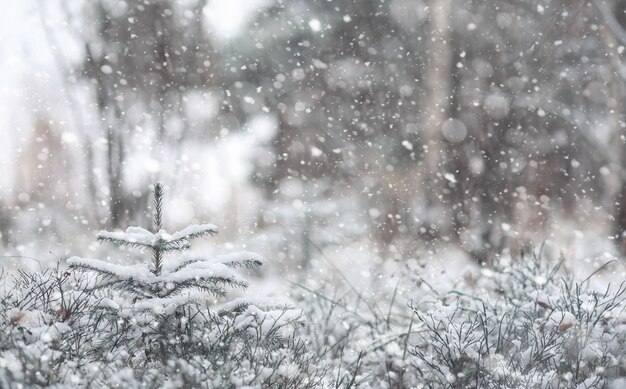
[2,0,626,387]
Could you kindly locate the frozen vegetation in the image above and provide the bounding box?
[3,0,626,387]
[1,184,626,388]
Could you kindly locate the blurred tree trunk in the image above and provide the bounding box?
[87,39,128,228]
[595,0,626,251]
[605,45,626,247]
[263,109,293,198]
[107,126,126,228]
[421,0,453,239]
[0,202,10,247]
[609,3,626,251]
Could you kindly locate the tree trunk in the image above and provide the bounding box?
[598,8,626,251]
[107,126,125,228]
[420,0,453,238]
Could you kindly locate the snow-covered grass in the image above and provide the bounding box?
[287,246,626,388]
[2,246,626,388]
[2,183,625,388]
[407,252,626,388]
[0,259,320,388]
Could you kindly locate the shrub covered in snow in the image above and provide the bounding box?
[0,183,322,388]
[408,251,626,388]
[0,265,92,388]
[1,185,626,388]
[292,249,626,388]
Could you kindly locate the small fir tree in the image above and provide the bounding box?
[67,183,290,367]
[1,183,323,387]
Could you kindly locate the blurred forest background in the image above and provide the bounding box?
[2,0,626,274]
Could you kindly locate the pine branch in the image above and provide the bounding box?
[88,279,156,299]
[97,228,193,252]
[131,292,207,315]
[217,297,295,316]
[157,239,192,252]
[170,252,263,273]
[153,182,164,232]
[168,224,218,245]
[152,248,164,278]
[164,262,250,288]
[68,257,132,279]
[97,227,157,249]
[70,256,249,299]
[96,236,155,250]
[172,258,204,273]
[160,282,228,298]
[68,257,152,278]
[219,252,264,270]
[153,183,164,275]
[165,272,250,291]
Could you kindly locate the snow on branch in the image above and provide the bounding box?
[218,251,264,269]
[67,256,153,281]
[218,296,295,316]
[160,281,228,298]
[169,224,218,243]
[96,224,218,252]
[164,262,250,288]
[68,256,250,297]
[131,291,207,316]
[97,227,158,249]
[167,251,264,273]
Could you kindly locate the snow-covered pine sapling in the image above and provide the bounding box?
[66,183,270,364]
[68,183,263,299]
